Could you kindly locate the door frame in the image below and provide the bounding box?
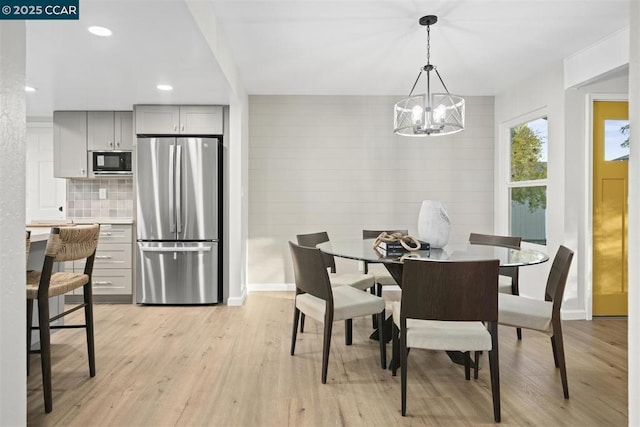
[584,94,628,320]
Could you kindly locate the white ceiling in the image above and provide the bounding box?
[25,0,631,117]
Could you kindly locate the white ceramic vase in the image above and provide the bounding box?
[417,200,451,248]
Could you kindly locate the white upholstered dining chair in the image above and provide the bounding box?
[296,231,376,344]
[498,245,574,398]
[391,258,501,422]
[289,241,386,383]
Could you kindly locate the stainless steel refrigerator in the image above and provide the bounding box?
[136,137,221,304]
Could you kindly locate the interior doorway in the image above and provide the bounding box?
[592,100,629,316]
[26,123,66,222]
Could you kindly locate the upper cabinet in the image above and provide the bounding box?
[54,111,88,178]
[88,111,133,151]
[135,105,223,135]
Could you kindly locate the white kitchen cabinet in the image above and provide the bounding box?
[88,111,133,151]
[53,111,88,178]
[66,224,133,296]
[135,105,223,135]
[179,106,223,134]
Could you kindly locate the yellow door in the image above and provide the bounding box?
[593,101,629,316]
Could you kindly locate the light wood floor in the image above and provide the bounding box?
[27,292,627,426]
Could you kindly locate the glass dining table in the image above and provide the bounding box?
[316,238,549,367]
[317,238,549,287]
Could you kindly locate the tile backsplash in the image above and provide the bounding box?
[67,178,134,219]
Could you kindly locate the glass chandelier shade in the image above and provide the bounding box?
[394,16,465,137]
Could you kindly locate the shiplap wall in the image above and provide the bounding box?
[248,95,495,287]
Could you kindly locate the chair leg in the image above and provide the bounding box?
[291,307,300,355]
[488,322,501,423]
[37,297,53,413]
[83,283,96,377]
[474,351,481,379]
[300,313,305,333]
[345,319,352,345]
[371,286,378,329]
[376,283,383,297]
[391,322,399,376]
[551,335,559,367]
[400,327,408,416]
[27,299,34,376]
[464,352,471,380]
[321,319,333,384]
[377,310,386,369]
[512,277,522,341]
[552,319,570,399]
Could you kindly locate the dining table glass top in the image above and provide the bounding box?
[316,239,549,268]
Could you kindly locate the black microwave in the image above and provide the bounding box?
[90,151,133,176]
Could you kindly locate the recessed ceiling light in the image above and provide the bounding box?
[88,26,112,37]
[25,86,37,92]
[157,84,173,91]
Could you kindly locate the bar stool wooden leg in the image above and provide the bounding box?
[27,299,33,376]
[83,283,96,377]
[37,296,53,413]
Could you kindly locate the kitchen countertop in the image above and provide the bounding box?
[27,218,134,243]
[68,218,134,224]
[27,228,53,243]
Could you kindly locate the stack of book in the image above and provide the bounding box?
[375,240,430,257]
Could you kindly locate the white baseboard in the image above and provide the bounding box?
[561,309,587,320]
[226,287,248,306]
[247,283,295,292]
[244,283,402,293]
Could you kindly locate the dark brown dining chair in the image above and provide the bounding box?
[469,232,524,340]
[296,232,375,343]
[498,245,574,398]
[26,224,100,413]
[289,242,386,383]
[391,258,501,422]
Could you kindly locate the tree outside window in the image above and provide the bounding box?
[509,117,547,244]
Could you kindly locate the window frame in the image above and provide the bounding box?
[497,108,548,245]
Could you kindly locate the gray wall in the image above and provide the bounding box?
[248,95,495,287]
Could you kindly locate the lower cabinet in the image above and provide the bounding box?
[88,268,132,295]
[65,224,133,299]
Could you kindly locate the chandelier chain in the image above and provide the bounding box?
[426,24,431,65]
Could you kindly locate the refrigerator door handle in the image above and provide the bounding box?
[140,246,212,253]
[169,144,175,233]
[176,144,183,234]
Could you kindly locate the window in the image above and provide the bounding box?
[509,117,547,245]
[604,120,629,161]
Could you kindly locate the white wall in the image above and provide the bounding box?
[248,95,495,288]
[627,1,640,423]
[0,21,27,426]
[494,63,568,306]
[496,61,629,319]
[564,72,628,319]
[186,1,249,305]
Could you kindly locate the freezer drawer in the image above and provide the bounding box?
[136,241,219,304]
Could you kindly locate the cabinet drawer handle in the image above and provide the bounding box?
[100,232,112,236]
[181,124,185,132]
[93,281,113,286]
[115,141,120,148]
[95,255,113,260]
[173,124,177,131]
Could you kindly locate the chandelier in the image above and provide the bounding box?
[394,15,465,137]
